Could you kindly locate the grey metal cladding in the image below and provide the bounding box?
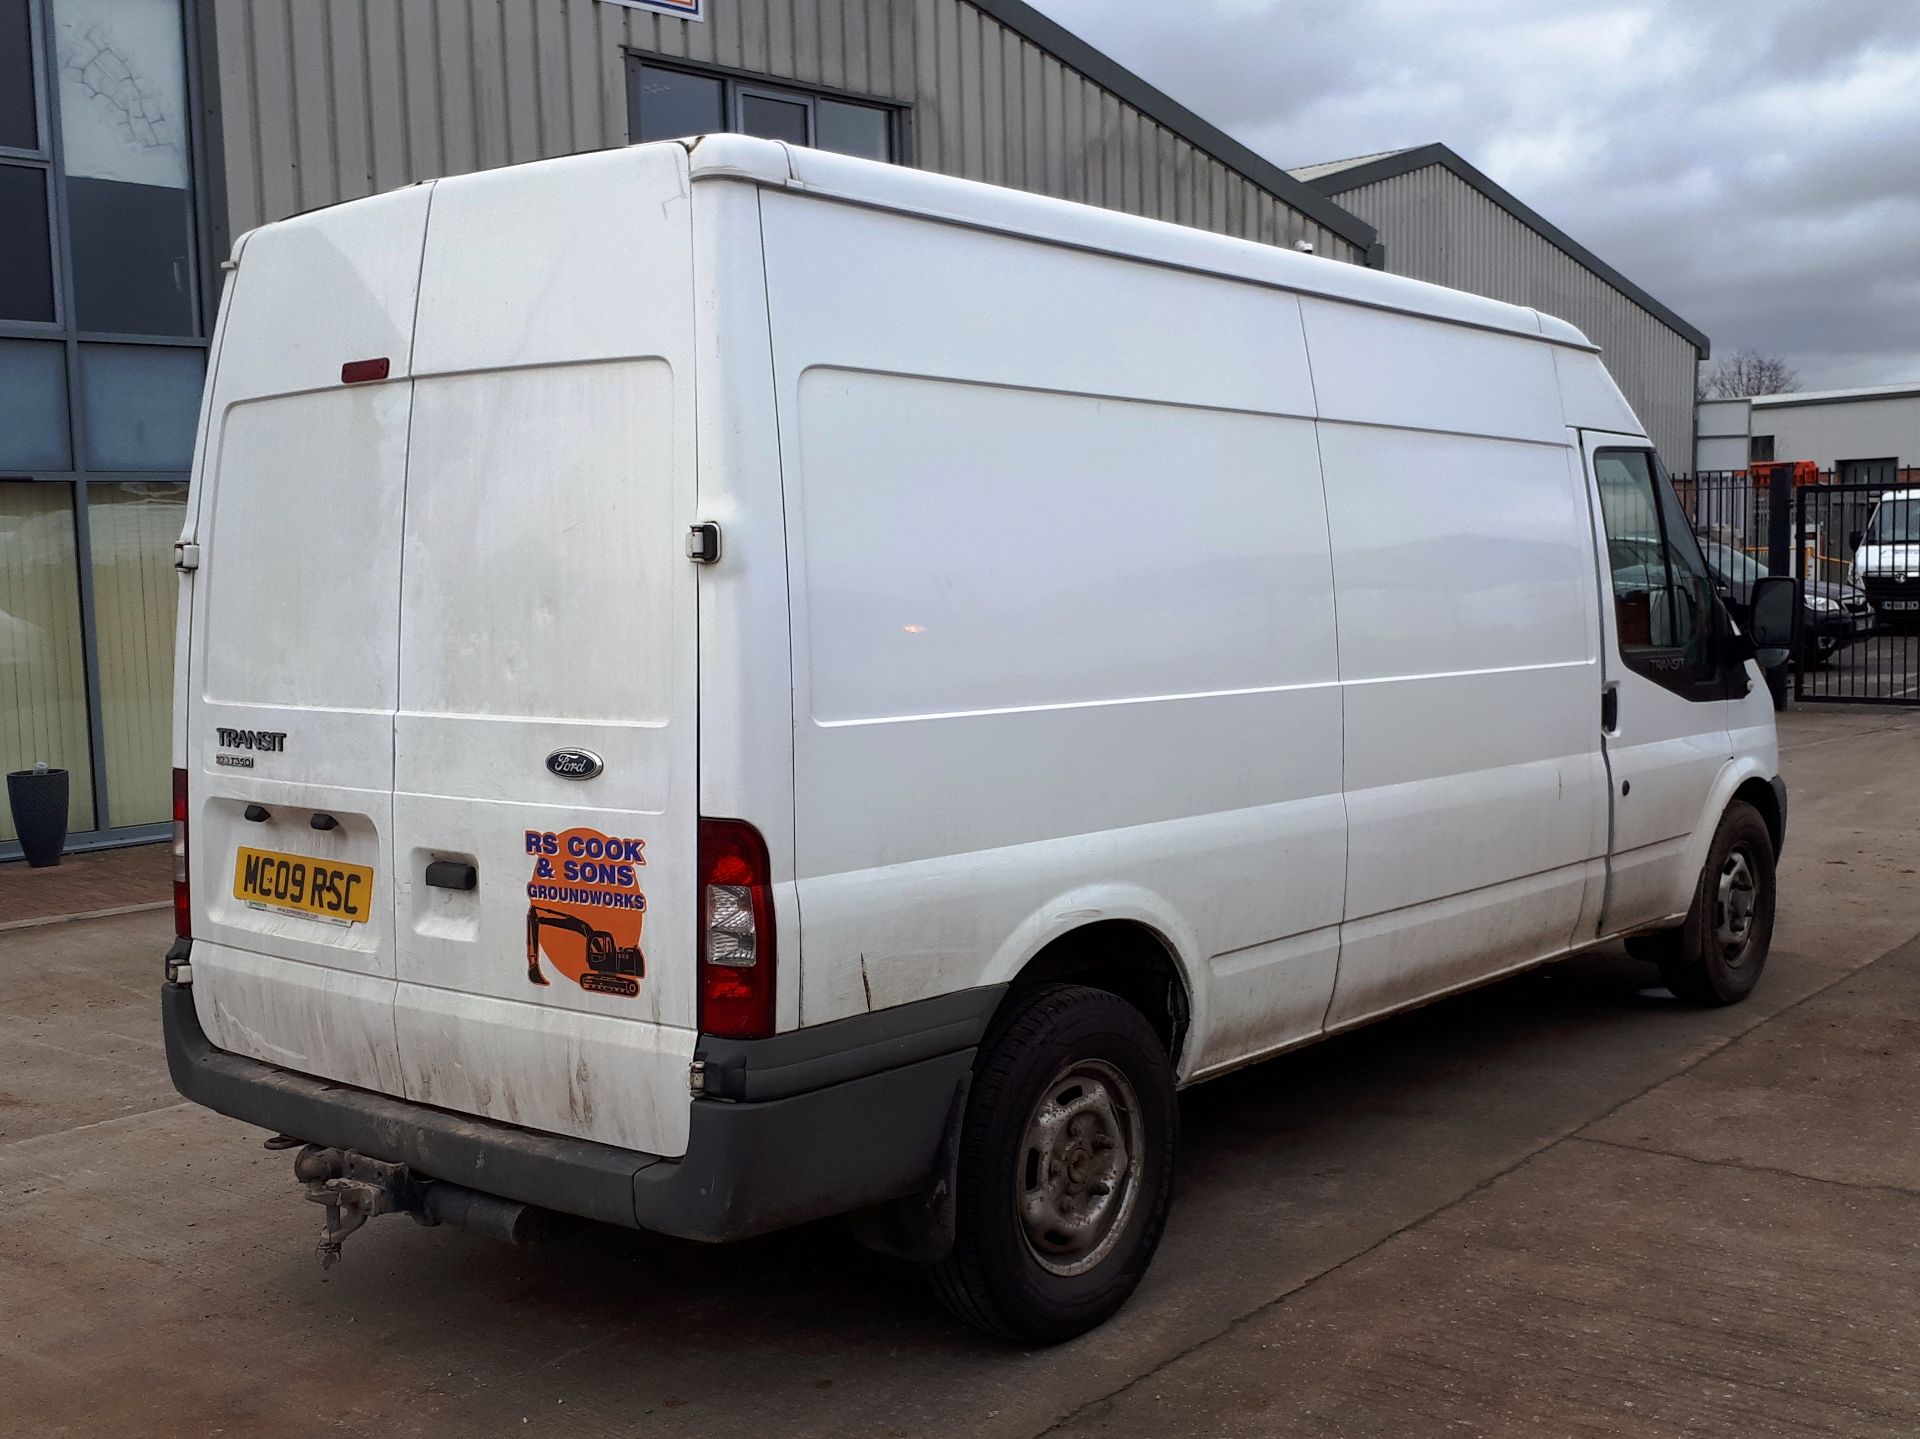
[208,0,1369,264]
[1311,150,1706,468]
[1300,143,1709,353]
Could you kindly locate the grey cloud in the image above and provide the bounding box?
[1034,0,1920,388]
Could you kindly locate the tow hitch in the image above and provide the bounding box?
[290,1143,549,1269]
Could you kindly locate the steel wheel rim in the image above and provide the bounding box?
[1714,845,1759,963]
[1015,1058,1144,1278]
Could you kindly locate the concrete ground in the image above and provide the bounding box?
[4,707,1919,1437]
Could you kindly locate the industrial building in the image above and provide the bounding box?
[4,0,1387,857]
[1,0,1707,857]
[1749,387,1920,486]
[1695,387,1920,489]
[1292,143,1709,470]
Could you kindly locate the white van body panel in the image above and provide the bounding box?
[184,148,702,1157]
[185,184,433,1094]
[689,179,805,1035]
[757,188,1348,1071]
[179,139,1780,1185]
[390,147,701,1156]
[1315,403,1607,1027]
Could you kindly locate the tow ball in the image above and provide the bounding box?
[289,1142,547,1269]
[294,1145,425,1269]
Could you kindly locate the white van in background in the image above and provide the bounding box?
[1851,487,1920,623]
[164,136,1794,1345]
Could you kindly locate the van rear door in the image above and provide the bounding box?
[387,148,702,1159]
[184,186,432,1094]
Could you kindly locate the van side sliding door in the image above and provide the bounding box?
[1580,433,1735,934]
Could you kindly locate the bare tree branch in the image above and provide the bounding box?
[1699,347,1801,399]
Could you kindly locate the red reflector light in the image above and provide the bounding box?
[340,356,390,384]
[697,818,775,1040]
[171,768,191,940]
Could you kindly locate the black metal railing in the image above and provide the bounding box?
[1671,468,1920,706]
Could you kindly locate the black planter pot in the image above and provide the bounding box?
[7,768,69,868]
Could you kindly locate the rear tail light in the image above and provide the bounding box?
[171,768,191,939]
[697,818,775,1040]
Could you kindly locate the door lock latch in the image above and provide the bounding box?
[686,522,721,564]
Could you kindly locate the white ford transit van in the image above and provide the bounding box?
[165,136,1792,1345]
[1851,487,1920,622]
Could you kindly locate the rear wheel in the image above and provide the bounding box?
[929,983,1176,1345]
[1635,800,1776,1006]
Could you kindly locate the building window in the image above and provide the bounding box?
[627,58,901,163]
[0,0,204,855]
[1749,435,1775,463]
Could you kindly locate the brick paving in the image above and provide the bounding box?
[0,843,171,927]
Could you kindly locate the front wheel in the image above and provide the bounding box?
[1638,800,1777,1006]
[929,983,1177,1345]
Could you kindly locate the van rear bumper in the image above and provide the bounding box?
[162,979,1002,1242]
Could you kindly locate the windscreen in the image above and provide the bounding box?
[1867,497,1920,544]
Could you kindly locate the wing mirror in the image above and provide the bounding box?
[1748,575,1799,669]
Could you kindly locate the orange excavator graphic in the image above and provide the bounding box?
[525,905,645,997]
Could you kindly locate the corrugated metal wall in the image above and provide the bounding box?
[208,0,1360,262]
[1329,165,1699,468]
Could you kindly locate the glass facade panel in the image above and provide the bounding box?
[633,62,723,141]
[67,174,195,336]
[0,0,35,149]
[740,93,808,145]
[817,99,890,161]
[0,337,71,469]
[78,342,203,470]
[88,481,185,826]
[53,0,194,335]
[0,1,204,852]
[0,481,96,841]
[629,60,900,163]
[0,162,55,322]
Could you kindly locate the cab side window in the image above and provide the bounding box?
[1595,449,1720,694]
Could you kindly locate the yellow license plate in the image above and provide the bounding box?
[233,846,374,925]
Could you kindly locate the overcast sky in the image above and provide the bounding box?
[1032,0,1920,392]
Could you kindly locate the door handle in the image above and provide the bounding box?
[1601,685,1619,732]
[425,860,477,891]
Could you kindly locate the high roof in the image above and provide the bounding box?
[1288,142,1710,354]
[970,1,1379,257]
[687,135,1598,355]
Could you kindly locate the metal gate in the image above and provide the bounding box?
[1794,481,1918,704]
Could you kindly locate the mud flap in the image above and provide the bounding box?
[846,1071,971,1263]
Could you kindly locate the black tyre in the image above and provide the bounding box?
[1636,800,1776,1006]
[929,983,1177,1345]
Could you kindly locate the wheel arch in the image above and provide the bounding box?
[978,891,1203,1078]
[1681,753,1781,899]
[1733,775,1784,857]
[1004,919,1193,1068]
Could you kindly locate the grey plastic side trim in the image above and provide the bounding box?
[696,985,1005,1102]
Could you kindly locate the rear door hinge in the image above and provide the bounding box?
[686,522,721,564]
[174,541,201,572]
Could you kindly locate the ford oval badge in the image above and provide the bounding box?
[546,748,604,780]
